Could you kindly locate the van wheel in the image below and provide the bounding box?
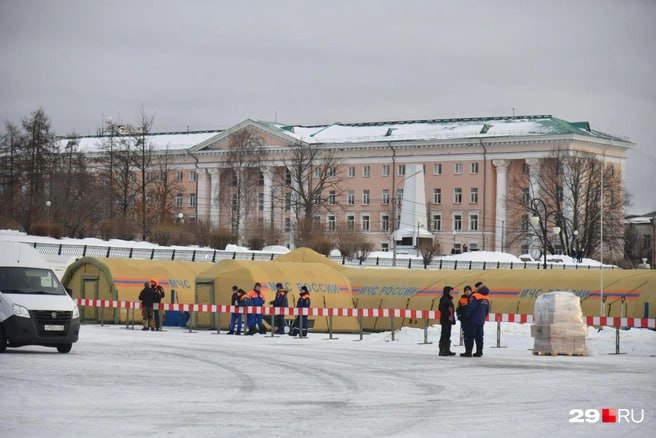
[57,343,72,353]
[0,327,6,353]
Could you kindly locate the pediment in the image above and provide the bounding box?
[191,119,300,152]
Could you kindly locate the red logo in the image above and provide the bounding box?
[602,408,617,423]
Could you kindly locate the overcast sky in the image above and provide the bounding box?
[1,0,654,213]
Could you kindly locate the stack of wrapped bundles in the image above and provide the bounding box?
[531,291,588,356]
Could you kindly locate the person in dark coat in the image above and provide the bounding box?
[151,279,166,331]
[290,285,311,337]
[238,288,250,334]
[270,282,289,335]
[138,282,156,331]
[227,285,243,335]
[461,282,490,357]
[438,285,456,356]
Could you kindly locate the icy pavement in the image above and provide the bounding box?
[1,322,654,437]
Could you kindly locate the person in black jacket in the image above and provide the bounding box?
[438,285,456,356]
[270,282,289,335]
[227,285,243,335]
[138,282,156,331]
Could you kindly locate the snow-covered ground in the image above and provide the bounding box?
[1,322,654,437]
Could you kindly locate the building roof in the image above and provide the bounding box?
[56,115,630,153]
[261,114,630,144]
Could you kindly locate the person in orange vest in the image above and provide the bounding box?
[438,285,456,356]
[461,282,490,357]
[150,278,165,331]
[290,285,311,337]
[270,282,289,335]
[457,285,473,355]
[247,282,266,335]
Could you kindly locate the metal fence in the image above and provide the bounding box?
[24,241,617,271]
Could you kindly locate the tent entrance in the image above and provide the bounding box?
[81,276,99,322]
[195,281,215,329]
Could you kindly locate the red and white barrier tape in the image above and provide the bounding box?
[75,299,656,329]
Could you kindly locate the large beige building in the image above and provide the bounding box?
[69,114,631,255]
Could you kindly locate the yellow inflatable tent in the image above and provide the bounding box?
[194,258,359,332]
[61,257,214,323]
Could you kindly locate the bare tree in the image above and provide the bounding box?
[148,147,186,224]
[224,128,268,240]
[506,148,626,260]
[0,121,22,223]
[274,141,343,244]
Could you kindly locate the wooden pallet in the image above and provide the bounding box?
[532,350,587,356]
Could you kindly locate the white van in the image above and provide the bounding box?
[0,242,80,353]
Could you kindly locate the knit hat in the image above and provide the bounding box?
[300,285,309,294]
[232,285,238,291]
[276,282,283,289]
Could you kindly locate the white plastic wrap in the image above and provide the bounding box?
[531,291,588,355]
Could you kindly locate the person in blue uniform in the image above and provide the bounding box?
[270,282,289,335]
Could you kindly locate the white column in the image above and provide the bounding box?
[526,159,540,252]
[526,158,540,198]
[263,167,273,227]
[209,169,221,228]
[493,160,510,252]
[196,169,210,223]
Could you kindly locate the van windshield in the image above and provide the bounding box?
[0,267,67,295]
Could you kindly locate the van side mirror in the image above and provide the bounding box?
[66,287,73,296]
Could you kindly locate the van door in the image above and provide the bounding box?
[195,281,214,329]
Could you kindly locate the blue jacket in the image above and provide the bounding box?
[296,294,311,308]
[271,291,289,308]
[463,292,490,325]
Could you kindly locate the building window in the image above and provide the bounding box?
[381,214,389,232]
[327,167,336,177]
[433,188,442,204]
[470,187,478,204]
[284,217,291,233]
[469,213,479,231]
[328,191,336,205]
[176,171,183,182]
[189,193,197,208]
[382,165,390,177]
[557,185,564,202]
[175,194,183,208]
[454,188,462,204]
[382,189,390,205]
[258,192,264,211]
[285,169,292,185]
[470,162,479,174]
[285,192,292,211]
[433,163,442,175]
[361,214,370,232]
[346,214,355,231]
[454,163,463,175]
[362,189,370,205]
[521,187,530,205]
[189,172,197,182]
[327,215,336,231]
[362,165,370,178]
[398,164,405,176]
[432,214,442,231]
[348,166,355,178]
[521,215,529,232]
[396,189,403,205]
[313,215,321,227]
[522,162,530,175]
[453,214,462,232]
[314,167,321,178]
[347,190,355,205]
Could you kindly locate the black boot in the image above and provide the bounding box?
[446,342,456,356]
[227,330,235,335]
[258,325,267,335]
[247,326,256,336]
[460,340,474,357]
[473,340,483,357]
[438,341,448,356]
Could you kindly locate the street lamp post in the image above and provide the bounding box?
[45,200,51,226]
[529,198,561,270]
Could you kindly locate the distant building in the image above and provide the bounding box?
[625,211,656,268]
[59,114,631,255]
